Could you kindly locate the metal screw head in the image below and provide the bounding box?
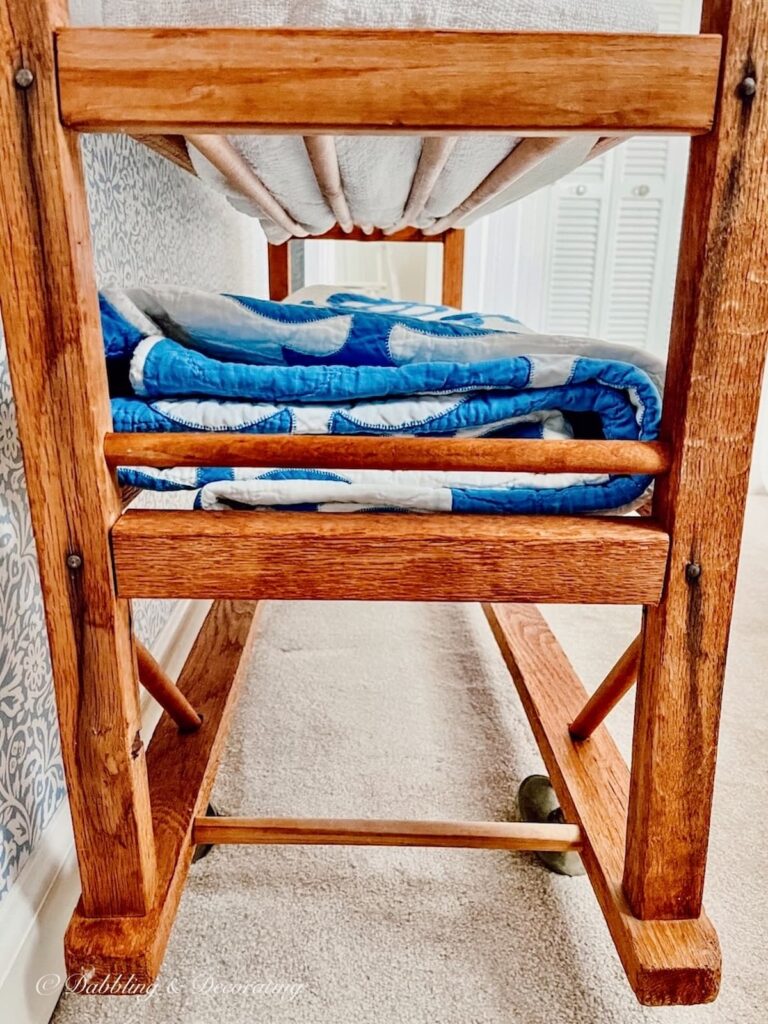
[14,67,34,89]
[740,76,757,98]
[66,553,83,570]
[685,562,702,582]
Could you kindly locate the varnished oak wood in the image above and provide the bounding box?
[135,639,202,733]
[484,604,720,1006]
[193,816,581,851]
[569,634,641,741]
[441,228,465,307]
[65,600,260,984]
[111,511,670,604]
[104,434,672,476]
[624,0,768,921]
[0,0,156,916]
[267,241,291,300]
[56,29,722,135]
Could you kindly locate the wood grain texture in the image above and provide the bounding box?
[569,634,641,740]
[267,241,291,300]
[193,816,581,851]
[55,29,722,135]
[441,228,465,307]
[484,604,720,1006]
[0,0,156,916]
[135,639,202,732]
[111,511,670,604]
[624,0,768,921]
[65,601,260,984]
[104,434,672,475]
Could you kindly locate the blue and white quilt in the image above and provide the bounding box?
[103,285,664,514]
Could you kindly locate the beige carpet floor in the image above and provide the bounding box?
[53,499,768,1023]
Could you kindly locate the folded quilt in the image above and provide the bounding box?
[103,285,664,514]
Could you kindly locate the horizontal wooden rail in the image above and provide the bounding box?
[104,434,671,476]
[56,29,721,135]
[111,511,670,604]
[192,815,581,851]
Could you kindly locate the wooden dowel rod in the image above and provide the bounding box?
[105,434,672,476]
[569,634,642,740]
[192,816,581,851]
[135,639,202,732]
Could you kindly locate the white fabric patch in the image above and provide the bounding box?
[150,399,283,431]
[127,285,353,362]
[128,335,164,396]
[527,355,577,389]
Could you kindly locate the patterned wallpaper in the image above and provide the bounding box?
[0,132,264,901]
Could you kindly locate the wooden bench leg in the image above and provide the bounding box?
[0,0,156,916]
[622,0,768,921]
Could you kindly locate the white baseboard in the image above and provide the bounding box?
[0,599,212,1024]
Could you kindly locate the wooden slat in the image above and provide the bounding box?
[193,816,581,851]
[624,0,768,921]
[104,434,672,476]
[111,511,670,604]
[0,0,156,917]
[65,600,260,984]
[56,29,722,135]
[484,604,720,1006]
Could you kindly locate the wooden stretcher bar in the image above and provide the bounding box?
[56,29,722,135]
[111,511,670,604]
[0,0,766,1011]
[192,816,582,851]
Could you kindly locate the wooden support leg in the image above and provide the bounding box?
[268,240,291,300]
[623,0,768,921]
[441,228,464,307]
[0,0,156,916]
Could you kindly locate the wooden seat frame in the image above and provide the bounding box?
[0,0,765,1007]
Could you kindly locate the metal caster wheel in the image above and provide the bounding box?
[192,801,224,864]
[517,774,586,877]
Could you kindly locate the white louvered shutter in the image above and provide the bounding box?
[519,0,700,356]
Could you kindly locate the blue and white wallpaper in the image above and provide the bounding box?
[0,132,264,901]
